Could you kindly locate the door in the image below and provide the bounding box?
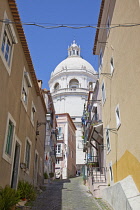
[11,142,20,189]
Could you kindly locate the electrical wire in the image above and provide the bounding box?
[1,19,140,30]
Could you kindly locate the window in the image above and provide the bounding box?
[69,79,79,89]
[115,104,121,129]
[1,30,12,65]
[106,129,111,153]
[21,70,32,108]
[25,139,31,170]
[0,12,17,73]
[99,49,103,70]
[3,113,16,163]
[54,83,60,91]
[56,144,61,154]
[31,102,36,125]
[110,57,114,75]
[101,82,106,104]
[106,16,110,36]
[56,159,60,164]
[5,120,14,156]
[89,82,93,89]
[109,162,113,182]
[57,127,63,140]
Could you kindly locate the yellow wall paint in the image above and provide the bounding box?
[113,150,140,191]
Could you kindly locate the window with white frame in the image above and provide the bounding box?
[56,144,61,154]
[25,139,31,170]
[106,129,111,153]
[115,104,121,129]
[21,70,32,108]
[31,102,36,125]
[109,162,113,182]
[0,12,17,73]
[3,113,16,163]
[110,57,114,75]
[101,82,106,104]
[57,127,63,140]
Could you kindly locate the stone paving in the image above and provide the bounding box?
[30,177,113,210]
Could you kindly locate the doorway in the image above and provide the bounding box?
[11,142,20,189]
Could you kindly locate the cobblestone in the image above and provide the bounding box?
[30,177,113,210]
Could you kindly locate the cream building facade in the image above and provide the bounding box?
[93,0,140,209]
[0,0,46,188]
[49,41,97,170]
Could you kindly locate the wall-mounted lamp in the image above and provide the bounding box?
[20,163,26,170]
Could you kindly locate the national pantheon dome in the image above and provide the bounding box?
[49,41,97,166]
[49,40,97,94]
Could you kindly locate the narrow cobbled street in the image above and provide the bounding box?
[31,177,113,210]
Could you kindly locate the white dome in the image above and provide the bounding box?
[52,56,96,76]
[50,40,96,78]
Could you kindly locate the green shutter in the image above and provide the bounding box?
[5,120,13,155]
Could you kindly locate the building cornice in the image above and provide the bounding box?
[93,0,105,55]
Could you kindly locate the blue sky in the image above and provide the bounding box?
[16,0,101,89]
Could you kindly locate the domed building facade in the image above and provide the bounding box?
[49,41,97,169]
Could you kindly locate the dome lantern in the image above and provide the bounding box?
[68,40,81,57]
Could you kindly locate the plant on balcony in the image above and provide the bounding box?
[0,185,20,210]
[87,162,99,167]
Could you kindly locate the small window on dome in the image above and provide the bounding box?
[77,51,79,55]
[54,83,60,91]
[73,50,75,55]
[69,79,79,89]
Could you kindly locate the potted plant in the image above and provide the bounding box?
[49,172,54,182]
[17,180,36,202]
[0,185,20,210]
[44,172,49,184]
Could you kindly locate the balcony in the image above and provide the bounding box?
[89,167,106,184]
[57,133,64,141]
[56,152,63,158]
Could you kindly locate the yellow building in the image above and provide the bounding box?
[93,0,140,209]
[0,0,47,188]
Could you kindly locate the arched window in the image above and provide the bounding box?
[89,82,93,89]
[54,83,60,91]
[69,79,79,89]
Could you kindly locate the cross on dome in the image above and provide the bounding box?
[68,40,81,57]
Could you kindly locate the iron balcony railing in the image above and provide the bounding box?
[88,167,106,184]
[57,133,64,140]
[56,152,63,158]
[87,155,99,163]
